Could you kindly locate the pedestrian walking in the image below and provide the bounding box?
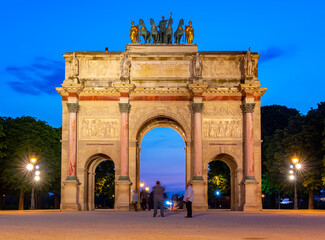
[132,191,138,211]
[152,181,165,217]
[183,182,193,218]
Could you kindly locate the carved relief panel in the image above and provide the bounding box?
[78,103,120,140]
[202,59,241,80]
[202,103,242,139]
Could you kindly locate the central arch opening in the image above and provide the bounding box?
[136,117,187,210]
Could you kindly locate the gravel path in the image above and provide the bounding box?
[0,209,325,240]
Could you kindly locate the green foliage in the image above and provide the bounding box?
[95,161,115,199]
[262,103,325,207]
[208,161,230,200]
[0,116,61,196]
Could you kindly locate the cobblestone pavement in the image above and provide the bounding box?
[0,209,325,240]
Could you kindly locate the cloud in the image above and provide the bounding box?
[259,45,296,63]
[6,57,64,95]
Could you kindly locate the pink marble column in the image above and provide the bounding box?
[242,103,255,180]
[67,103,79,179]
[193,103,204,179]
[119,103,130,180]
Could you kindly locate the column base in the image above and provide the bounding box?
[115,179,131,211]
[61,178,81,211]
[243,179,260,211]
[192,179,208,211]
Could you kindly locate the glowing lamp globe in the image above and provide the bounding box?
[292,157,299,165]
[27,164,34,171]
[30,157,38,165]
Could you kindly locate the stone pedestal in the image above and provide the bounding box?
[192,179,207,211]
[61,179,81,211]
[115,179,131,211]
[243,179,260,211]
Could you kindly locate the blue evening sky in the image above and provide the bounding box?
[1,0,324,193]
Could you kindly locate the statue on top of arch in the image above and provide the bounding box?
[129,14,194,44]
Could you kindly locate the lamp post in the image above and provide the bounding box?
[289,156,302,210]
[26,156,40,210]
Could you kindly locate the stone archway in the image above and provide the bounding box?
[132,116,189,201]
[206,154,238,211]
[84,154,116,211]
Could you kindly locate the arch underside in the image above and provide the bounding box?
[84,153,114,211]
[208,153,238,211]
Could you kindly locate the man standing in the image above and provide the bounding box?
[152,181,165,217]
[183,182,193,218]
[132,191,138,211]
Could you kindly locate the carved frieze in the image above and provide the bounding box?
[78,106,119,116]
[80,119,119,139]
[203,119,242,138]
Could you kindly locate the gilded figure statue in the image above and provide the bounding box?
[185,21,194,44]
[130,21,140,44]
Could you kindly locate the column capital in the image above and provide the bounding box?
[241,103,255,113]
[119,103,131,113]
[192,103,204,113]
[67,103,79,113]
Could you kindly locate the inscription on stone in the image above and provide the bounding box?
[132,61,190,78]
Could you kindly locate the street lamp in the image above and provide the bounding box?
[26,155,40,210]
[289,156,302,210]
[215,190,221,209]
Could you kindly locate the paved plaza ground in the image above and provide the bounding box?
[0,209,325,240]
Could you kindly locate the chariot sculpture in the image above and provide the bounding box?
[129,14,194,44]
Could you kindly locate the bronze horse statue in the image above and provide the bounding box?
[150,18,159,43]
[165,18,173,44]
[174,19,184,44]
[139,19,151,43]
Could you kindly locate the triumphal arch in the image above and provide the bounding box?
[56,20,266,211]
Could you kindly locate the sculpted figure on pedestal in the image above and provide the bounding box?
[244,47,254,78]
[130,21,140,44]
[70,52,79,78]
[120,52,131,82]
[158,13,172,43]
[185,21,194,44]
[193,52,203,78]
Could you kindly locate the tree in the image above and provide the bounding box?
[207,161,230,208]
[95,160,115,208]
[263,103,325,209]
[0,116,61,209]
[261,105,300,208]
